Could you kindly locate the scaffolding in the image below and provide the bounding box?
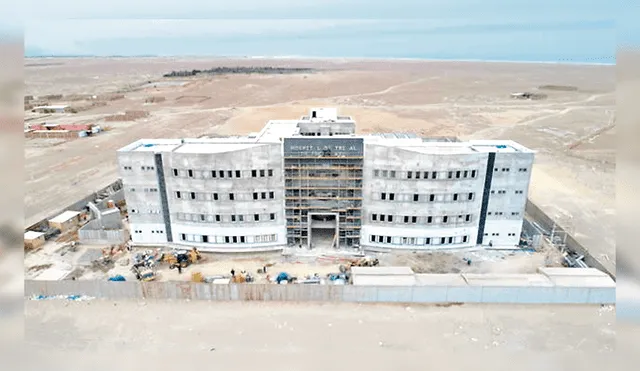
[284,156,363,248]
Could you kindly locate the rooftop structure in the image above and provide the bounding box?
[118,108,534,252]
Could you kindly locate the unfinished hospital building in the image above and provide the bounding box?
[117,108,534,252]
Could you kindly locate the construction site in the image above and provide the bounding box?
[23,58,615,293]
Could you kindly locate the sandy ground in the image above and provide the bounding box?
[24,58,615,275]
[22,299,617,370]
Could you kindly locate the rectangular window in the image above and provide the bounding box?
[372,214,377,221]
[181,233,186,241]
[456,171,461,178]
[202,235,209,243]
[432,171,437,179]
[374,170,380,177]
[231,215,236,222]
[427,216,433,223]
[468,193,473,200]
[407,171,412,179]
[386,236,392,244]
[443,216,448,223]
[240,236,246,243]
[232,236,238,243]
[268,169,274,177]
[225,236,230,243]
[176,191,181,199]
[388,215,393,222]
[270,213,275,220]
[190,192,196,200]
[425,238,431,245]
[448,237,453,244]
[380,214,385,222]
[370,235,376,242]
[416,171,420,179]
[200,214,205,222]
[463,170,468,178]
[441,237,446,244]
[253,192,258,200]
[389,193,395,201]
[219,170,225,178]
[226,170,232,178]
[411,216,417,223]
[448,171,453,179]
[471,170,477,178]
[269,191,275,199]
[252,170,257,177]
[188,169,194,178]
[173,169,179,177]
[260,170,265,177]
[229,193,234,201]
[413,194,419,202]
[382,170,388,177]
[429,194,435,202]
[211,170,217,178]
[404,216,409,223]
[254,214,259,221]
[213,193,219,200]
[261,192,267,199]
[378,235,384,243]
[453,194,458,201]
[236,170,241,178]
[463,236,468,243]
[466,214,471,222]
[390,170,396,178]
[381,193,386,200]
[215,215,221,222]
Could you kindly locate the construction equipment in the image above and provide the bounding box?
[339,256,379,273]
[131,264,156,281]
[163,247,202,270]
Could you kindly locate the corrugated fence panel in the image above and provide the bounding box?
[23,280,615,304]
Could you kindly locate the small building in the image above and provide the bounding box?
[24,231,45,249]
[351,266,416,286]
[48,210,81,233]
[32,105,69,113]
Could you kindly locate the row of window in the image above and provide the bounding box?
[369,234,470,246]
[370,213,473,225]
[129,209,161,214]
[483,232,518,237]
[494,167,529,173]
[174,190,276,201]
[129,187,158,193]
[490,189,525,195]
[133,229,164,234]
[487,211,521,217]
[373,169,478,180]
[378,192,475,203]
[175,212,277,223]
[123,166,156,171]
[178,233,278,244]
[172,168,275,179]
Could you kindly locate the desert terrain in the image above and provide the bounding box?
[24,58,615,275]
[23,299,616,370]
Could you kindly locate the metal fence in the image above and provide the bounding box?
[25,280,615,304]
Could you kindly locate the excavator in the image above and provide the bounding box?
[339,256,379,273]
[163,247,202,270]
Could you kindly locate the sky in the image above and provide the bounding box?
[4,0,632,60]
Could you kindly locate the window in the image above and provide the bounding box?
[181,233,186,241]
[254,214,259,221]
[429,194,435,202]
[225,236,230,243]
[252,170,257,177]
[471,170,477,178]
[240,236,246,243]
[512,212,520,216]
[416,171,420,179]
[411,216,417,223]
[236,170,241,178]
[468,193,474,200]
[188,169,194,178]
[425,238,431,245]
[176,191,181,199]
[494,168,499,172]
[441,237,446,244]
[270,213,275,220]
[432,171,437,179]
[229,193,234,201]
[465,214,471,222]
[260,170,265,177]
[261,192,267,199]
[213,193,219,200]
[232,236,238,243]
[202,235,209,243]
[443,216,448,224]
[268,169,273,177]
[216,215,221,222]
[456,171,461,178]
[515,190,524,194]
[404,216,409,223]
[226,170,232,178]
[130,188,136,192]
[453,194,458,201]
[381,192,386,200]
[427,216,433,223]
[388,215,393,222]
[239,215,244,222]
[423,171,429,179]
[211,170,217,178]
[173,169,179,177]
[448,171,453,179]
[231,215,236,222]
[130,209,137,213]
[382,170,388,177]
[463,236,468,243]
[219,170,225,178]
[372,214,377,221]
[519,168,528,172]
[407,171,412,179]
[200,214,205,222]
[386,236,392,244]
[269,191,275,199]
[491,190,495,194]
[380,214,385,222]
[488,212,492,215]
[448,237,453,244]
[378,235,384,243]
[463,170,468,178]
[370,235,376,242]
[413,194,419,202]
[374,170,380,177]
[253,192,258,200]
[190,192,196,200]
[389,193,395,201]
[390,170,396,178]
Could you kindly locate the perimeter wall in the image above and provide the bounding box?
[25,279,615,304]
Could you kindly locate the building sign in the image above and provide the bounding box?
[284,138,363,157]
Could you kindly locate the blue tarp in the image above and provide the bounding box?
[108,275,126,281]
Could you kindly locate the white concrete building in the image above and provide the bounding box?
[117,108,534,252]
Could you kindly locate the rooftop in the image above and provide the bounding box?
[24,231,45,240]
[350,266,415,276]
[48,210,81,223]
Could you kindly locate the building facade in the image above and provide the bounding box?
[118,108,534,252]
